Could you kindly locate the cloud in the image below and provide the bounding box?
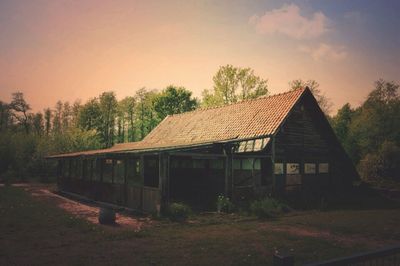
[298,43,347,61]
[343,11,366,24]
[249,4,328,39]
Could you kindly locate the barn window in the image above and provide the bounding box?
[253,139,263,150]
[210,159,224,169]
[127,159,141,185]
[274,163,284,174]
[233,158,261,170]
[233,159,241,170]
[245,140,254,152]
[114,159,125,184]
[319,163,329,173]
[234,137,270,153]
[242,158,253,170]
[304,163,316,174]
[286,163,300,174]
[193,159,206,169]
[237,142,247,152]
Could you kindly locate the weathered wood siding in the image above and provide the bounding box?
[273,96,354,194]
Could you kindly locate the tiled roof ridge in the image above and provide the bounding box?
[168,87,307,117]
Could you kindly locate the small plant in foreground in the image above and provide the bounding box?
[216,195,234,213]
[250,197,289,219]
[167,203,191,222]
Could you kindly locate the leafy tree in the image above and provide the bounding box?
[62,101,71,132]
[202,65,268,107]
[119,96,136,142]
[331,103,359,161]
[32,112,44,136]
[71,100,81,128]
[135,88,160,140]
[0,101,12,131]
[44,108,52,136]
[52,101,63,134]
[78,98,101,131]
[289,79,333,114]
[116,100,126,143]
[9,92,31,133]
[99,92,118,147]
[154,85,198,120]
[350,79,399,157]
[331,79,400,181]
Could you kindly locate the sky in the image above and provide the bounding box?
[0,0,399,113]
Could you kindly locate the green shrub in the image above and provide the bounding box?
[216,195,234,213]
[167,203,191,222]
[250,197,289,218]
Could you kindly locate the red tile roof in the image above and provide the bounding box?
[49,88,307,158]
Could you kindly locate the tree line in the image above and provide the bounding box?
[0,64,398,183]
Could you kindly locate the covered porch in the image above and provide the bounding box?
[55,136,275,212]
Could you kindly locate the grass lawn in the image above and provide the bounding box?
[1,185,400,266]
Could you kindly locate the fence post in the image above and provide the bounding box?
[273,254,294,266]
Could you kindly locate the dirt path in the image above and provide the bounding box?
[258,223,396,248]
[21,184,153,232]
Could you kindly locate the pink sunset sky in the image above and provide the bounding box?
[0,0,399,113]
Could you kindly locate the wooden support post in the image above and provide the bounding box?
[140,155,144,210]
[224,144,233,200]
[158,153,169,213]
[124,157,128,205]
[272,135,276,196]
[225,155,229,197]
[166,154,170,205]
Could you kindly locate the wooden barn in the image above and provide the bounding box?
[48,88,358,212]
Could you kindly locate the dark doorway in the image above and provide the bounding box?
[144,156,159,188]
[169,156,225,210]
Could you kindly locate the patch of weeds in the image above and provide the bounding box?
[250,197,290,219]
[167,202,192,222]
[216,195,235,213]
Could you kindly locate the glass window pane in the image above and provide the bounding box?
[233,159,241,170]
[286,163,300,174]
[238,142,246,152]
[245,140,254,152]
[304,163,316,174]
[319,163,329,173]
[242,158,253,170]
[254,159,261,170]
[210,159,224,169]
[193,159,206,169]
[127,159,142,185]
[254,139,263,151]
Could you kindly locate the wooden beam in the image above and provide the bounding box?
[170,152,225,159]
[272,135,276,195]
